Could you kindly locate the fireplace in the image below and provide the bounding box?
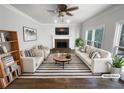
[55,39,69,48]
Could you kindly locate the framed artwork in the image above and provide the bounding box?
[23,26,37,42]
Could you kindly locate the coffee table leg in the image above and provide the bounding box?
[63,62,64,69]
[55,61,57,64]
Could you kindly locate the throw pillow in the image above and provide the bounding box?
[94,52,101,58]
[38,45,44,49]
[31,49,36,57]
[79,47,85,52]
[89,50,95,58]
[20,51,25,57]
[43,46,49,50]
[24,49,34,57]
[34,49,44,57]
[91,51,101,59]
[84,46,89,53]
[24,50,29,57]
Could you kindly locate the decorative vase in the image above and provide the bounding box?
[111,67,121,81]
[66,54,71,59]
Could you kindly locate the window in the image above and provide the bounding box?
[94,28,104,48]
[115,24,124,56]
[87,30,93,45]
[86,27,104,48]
[119,25,124,47]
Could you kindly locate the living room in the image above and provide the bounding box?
[0,1,124,90]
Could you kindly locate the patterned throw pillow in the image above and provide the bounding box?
[89,50,96,58]
[38,45,44,49]
[91,51,101,59]
[24,49,35,57]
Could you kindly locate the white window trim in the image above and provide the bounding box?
[113,23,123,55]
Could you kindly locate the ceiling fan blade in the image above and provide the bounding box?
[66,12,73,16]
[66,6,79,11]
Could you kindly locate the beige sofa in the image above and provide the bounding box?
[21,45,50,72]
[75,45,112,73]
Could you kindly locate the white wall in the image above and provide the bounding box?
[81,5,124,52]
[0,5,80,50]
[37,24,80,49]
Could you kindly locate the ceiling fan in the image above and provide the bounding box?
[48,4,79,17]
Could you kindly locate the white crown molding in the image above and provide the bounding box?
[1,4,43,26]
[1,4,81,26]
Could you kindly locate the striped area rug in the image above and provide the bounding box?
[19,54,102,78]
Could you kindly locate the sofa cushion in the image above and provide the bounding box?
[85,45,90,54]
[34,57,43,67]
[33,48,44,57]
[81,53,92,66]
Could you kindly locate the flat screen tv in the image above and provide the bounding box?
[55,27,69,35]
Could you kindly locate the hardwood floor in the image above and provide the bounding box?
[6,78,124,89]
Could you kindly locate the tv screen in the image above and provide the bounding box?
[55,27,69,35]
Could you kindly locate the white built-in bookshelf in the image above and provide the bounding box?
[0,30,22,88]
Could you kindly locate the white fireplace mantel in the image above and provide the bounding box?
[52,35,71,48]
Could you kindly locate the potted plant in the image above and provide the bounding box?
[75,38,85,49]
[111,55,124,81]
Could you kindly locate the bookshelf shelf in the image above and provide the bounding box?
[0,30,22,88]
[6,60,19,67]
[0,40,17,44]
[0,50,19,57]
[6,62,15,67]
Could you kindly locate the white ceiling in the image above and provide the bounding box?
[11,4,112,24]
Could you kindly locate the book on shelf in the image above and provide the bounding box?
[2,46,8,53]
[9,73,13,81]
[1,55,14,66]
[17,65,21,75]
[0,46,4,54]
[4,62,19,76]
[0,45,8,54]
[4,67,10,76]
[0,33,5,42]
[11,63,18,72]
[6,73,13,82]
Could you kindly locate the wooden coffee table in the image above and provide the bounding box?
[53,53,72,69]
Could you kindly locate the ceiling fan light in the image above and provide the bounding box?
[54,20,58,23]
[60,11,66,16]
[66,19,70,23]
